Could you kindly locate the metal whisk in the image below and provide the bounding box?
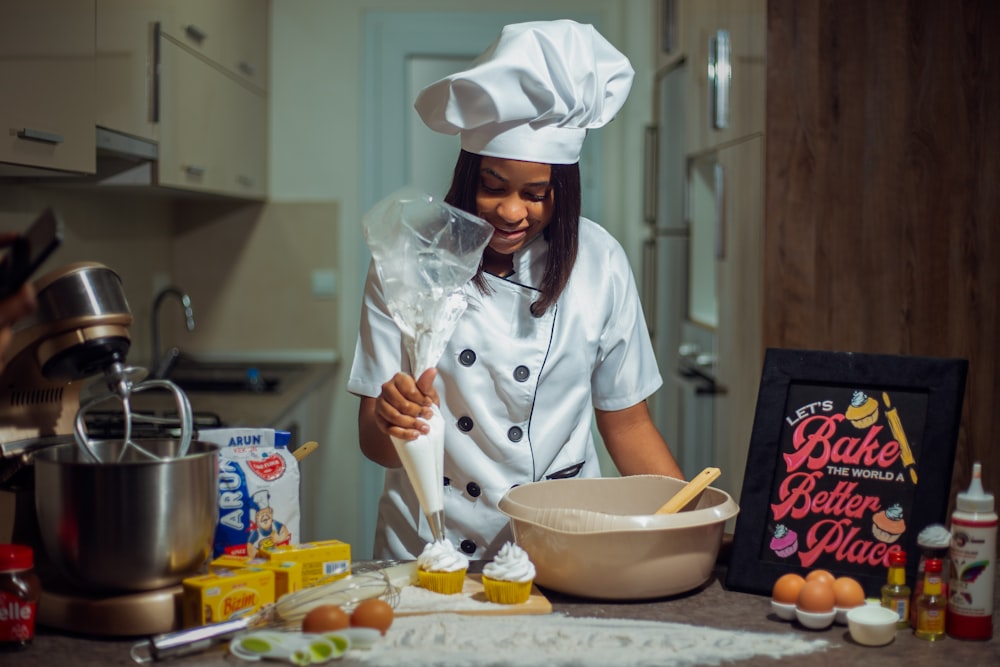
[74,360,193,463]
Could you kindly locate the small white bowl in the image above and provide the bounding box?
[771,600,797,620]
[795,607,836,630]
[847,605,899,646]
[835,604,863,625]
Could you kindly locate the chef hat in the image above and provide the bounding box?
[252,489,271,511]
[414,19,634,165]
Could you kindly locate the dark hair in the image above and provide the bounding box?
[444,150,581,315]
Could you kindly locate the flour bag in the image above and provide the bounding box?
[200,427,300,558]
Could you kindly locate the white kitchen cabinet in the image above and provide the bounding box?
[712,136,763,499]
[0,0,96,175]
[683,0,765,155]
[158,0,269,93]
[95,0,269,199]
[157,37,268,199]
[95,0,170,143]
[651,1,765,505]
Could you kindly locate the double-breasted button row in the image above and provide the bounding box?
[458,349,530,384]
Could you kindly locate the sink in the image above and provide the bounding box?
[163,358,293,394]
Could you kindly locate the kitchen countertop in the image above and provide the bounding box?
[18,560,998,666]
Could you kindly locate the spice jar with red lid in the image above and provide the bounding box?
[0,544,41,650]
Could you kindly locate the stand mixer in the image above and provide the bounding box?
[0,261,202,636]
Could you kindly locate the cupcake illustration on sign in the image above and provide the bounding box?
[770,524,799,557]
[872,503,907,543]
[845,390,879,428]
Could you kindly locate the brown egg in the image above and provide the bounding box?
[771,573,806,604]
[796,579,836,613]
[832,576,866,609]
[350,598,395,635]
[805,569,835,586]
[301,604,350,633]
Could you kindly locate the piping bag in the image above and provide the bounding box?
[362,187,494,542]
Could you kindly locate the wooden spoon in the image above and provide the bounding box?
[655,467,722,514]
[292,440,318,462]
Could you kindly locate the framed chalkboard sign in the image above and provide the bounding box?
[725,349,968,597]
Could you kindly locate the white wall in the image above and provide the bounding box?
[269,0,654,557]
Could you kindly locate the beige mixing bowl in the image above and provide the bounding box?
[498,475,739,600]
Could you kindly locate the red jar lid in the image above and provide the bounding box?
[924,557,943,573]
[888,549,907,566]
[0,544,33,571]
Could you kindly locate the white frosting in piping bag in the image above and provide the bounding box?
[392,404,445,515]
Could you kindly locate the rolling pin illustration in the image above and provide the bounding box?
[882,393,918,484]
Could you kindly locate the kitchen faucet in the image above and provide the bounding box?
[151,286,195,379]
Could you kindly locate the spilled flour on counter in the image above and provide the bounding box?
[351,614,831,667]
[393,582,511,614]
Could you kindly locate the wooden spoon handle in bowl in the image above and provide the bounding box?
[655,467,722,514]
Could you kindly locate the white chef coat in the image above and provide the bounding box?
[347,217,662,561]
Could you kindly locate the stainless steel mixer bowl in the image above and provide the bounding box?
[33,439,219,592]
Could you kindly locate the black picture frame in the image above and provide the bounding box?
[725,348,968,598]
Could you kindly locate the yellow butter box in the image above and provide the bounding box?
[182,567,275,627]
[209,555,304,598]
[260,539,351,588]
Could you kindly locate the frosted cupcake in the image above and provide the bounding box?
[416,540,469,595]
[769,524,799,557]
[845,390,879,428]
[481,542,536,604]
[872,503,906,543]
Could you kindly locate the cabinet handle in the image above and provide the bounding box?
[714,162,726,260]
[17,128,64,145]
[185,24,207,44]
[709,29,731,130]
[237,61,256,77]
[236,174,255,188]
[184,165,206,178]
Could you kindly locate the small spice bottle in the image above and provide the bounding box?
[881,549,911,628]
[0,544,41,650]
[910,524,951,626]
[914,558,947,640]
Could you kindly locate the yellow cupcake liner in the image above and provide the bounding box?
[481,575,533,604]
[417,568,467,595]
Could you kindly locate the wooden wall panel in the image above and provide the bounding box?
[764,0,1000,504]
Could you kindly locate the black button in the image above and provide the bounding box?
[457,416,474,432]
[507,426,523,442]
[466,482,481,497]
[459,349,477,366]
[513,365,530,382]
[443,477,450,487]
[460,539,477,555]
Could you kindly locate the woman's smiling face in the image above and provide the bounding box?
[476,157,554,275]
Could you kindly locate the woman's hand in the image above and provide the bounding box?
[374,368,439,440]
[358,368,439,468]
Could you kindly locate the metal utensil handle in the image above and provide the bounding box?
[73,392,120,463]
[130,378,193,458]
[130,617,251,663]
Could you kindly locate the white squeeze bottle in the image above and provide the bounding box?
[946,462,997,640]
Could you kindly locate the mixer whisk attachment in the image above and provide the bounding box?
[74,360,193,463]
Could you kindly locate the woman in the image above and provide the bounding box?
[348,20,682,560]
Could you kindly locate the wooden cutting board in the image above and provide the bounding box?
[395,573,552,617]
